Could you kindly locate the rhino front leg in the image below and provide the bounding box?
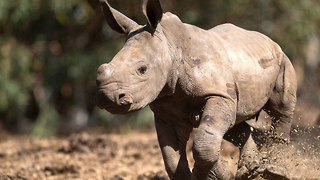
[192,97,236,180]
[155,117,193,180]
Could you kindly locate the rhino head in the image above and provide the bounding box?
[95,0,172,114]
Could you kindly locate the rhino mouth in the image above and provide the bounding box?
[95,96,132,114]
[95,88,135,114]
[104,105,131,115]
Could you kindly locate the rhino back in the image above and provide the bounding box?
[209,23,283,120]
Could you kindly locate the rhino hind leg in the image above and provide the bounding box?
[259,54,297,180]
[224,121,261,180]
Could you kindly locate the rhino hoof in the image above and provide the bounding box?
[235,164,260,180]
[236,164,290,180]
[262,164,290,180]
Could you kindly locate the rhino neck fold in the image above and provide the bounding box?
[159,12,206,98]
[156,22,191,99]
[155,23,179,99]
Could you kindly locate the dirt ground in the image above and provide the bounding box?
[0,101,320,180]
[0,130,168,180]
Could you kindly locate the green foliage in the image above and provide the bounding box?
[0,37,32,112]
[0,0,319,135]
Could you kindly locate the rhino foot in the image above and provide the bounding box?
[260,164,290,180]
[253,139,290,180]
[235,161,260,180]
[236,163,290,180]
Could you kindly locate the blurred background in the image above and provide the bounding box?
[0,0,319,137]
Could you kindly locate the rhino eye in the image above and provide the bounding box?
[138,65,147,74]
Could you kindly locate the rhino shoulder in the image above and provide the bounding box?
[161,12,183,25]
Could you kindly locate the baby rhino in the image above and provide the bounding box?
[95,0,297,179]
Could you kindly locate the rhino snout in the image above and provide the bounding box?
[95,87,134,114]
[95,90,132,106]
[96,63,115,87]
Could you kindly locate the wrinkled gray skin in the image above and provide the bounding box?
[95,0,297,179]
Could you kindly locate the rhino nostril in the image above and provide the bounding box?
[118,93,132,106]
[119,93,125,99]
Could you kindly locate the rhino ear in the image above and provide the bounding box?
[100,0,138,34]
[142,0,163,30]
